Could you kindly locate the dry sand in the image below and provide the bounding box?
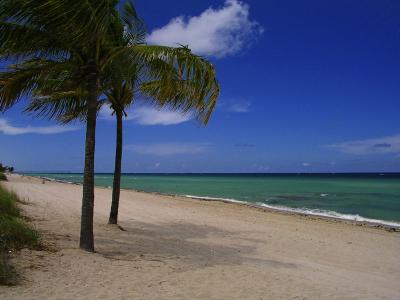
[1,174,399,299]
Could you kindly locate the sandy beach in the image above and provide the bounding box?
[1,174,399,299]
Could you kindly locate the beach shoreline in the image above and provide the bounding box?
[1,173,400,299]
[32,174,400,231]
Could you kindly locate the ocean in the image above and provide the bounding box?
[28,173,400,227]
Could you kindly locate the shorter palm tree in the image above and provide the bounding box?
[105,83,134,224]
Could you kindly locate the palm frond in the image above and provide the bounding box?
[131,45,220,124]
[0,58,74,111]
[1,0,219,126]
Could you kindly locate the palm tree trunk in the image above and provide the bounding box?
[109,110,123,224]
[79,74,98,252]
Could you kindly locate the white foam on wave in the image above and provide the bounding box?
[256,202,400,228]
[183,194,400,228]
[184,195,247,204]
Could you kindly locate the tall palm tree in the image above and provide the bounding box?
[0,1,219,250]
[0,0,128,252]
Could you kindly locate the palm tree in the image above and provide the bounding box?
[0,1,219,250]
[0,0,129,252]
[105,4,219,225]
[105,85,133,225]
[27,2,219,226]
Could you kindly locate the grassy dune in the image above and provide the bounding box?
[0,182,40,285]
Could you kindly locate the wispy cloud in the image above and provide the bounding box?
[219,99,251,113]
[228,101,251,113]
[98,106,115,121]
[0,119,78,135]
[126,143,212,156]
[100,106,192,126]
[147,0,263,58]
[252,163,270,171]
[327,134,400,155]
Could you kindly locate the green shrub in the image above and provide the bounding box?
[0,173,7,181]
[0,188,20,217]
[0,185,40,285]
[0,215,40,250]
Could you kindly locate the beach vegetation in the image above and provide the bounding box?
[0,173,7,181]
[0,185,40,285]
[0,163,13,174]
[0,163,10,181]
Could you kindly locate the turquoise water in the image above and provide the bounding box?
[29,173,400,226]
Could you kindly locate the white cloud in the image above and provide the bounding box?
[327,134,400,155]
[130,106,192,125]
[100,106,192,126]
[0,119,78,135]
[147,0,263,58]
[126,143,212,156]
[302,162,310,167]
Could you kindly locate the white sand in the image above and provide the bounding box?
[1,174,399,299]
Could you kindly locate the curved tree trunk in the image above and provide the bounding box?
[79,74,98,252]
[109,110,123,224]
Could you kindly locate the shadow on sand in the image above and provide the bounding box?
[94,220,297,270]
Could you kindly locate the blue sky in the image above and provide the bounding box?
[1,0,400,173]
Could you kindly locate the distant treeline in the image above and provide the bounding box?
[0,164,14,173]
